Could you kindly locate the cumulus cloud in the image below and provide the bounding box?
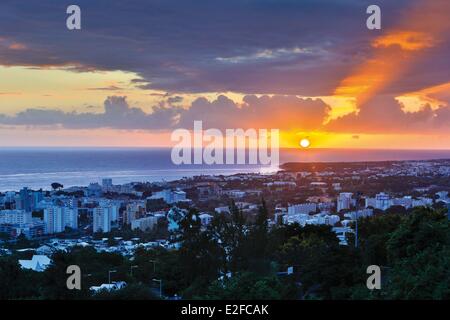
[167,96,184,104]
[1,93,448,134]
[0,96,180,130]
[0,95,330,132]
[177,95,330,130]
[326,95,450,134]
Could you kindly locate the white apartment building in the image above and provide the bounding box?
[344,208,374,220]
[375,192,391,210]
[283,213,309,225]
[150,189,187,204]
[98,201,120,222]
[365,193,433,211]
[131,215,158,231]
[125,202,146,224]
[93,206,113,233]
[392,196,413,209]
[0,210,32,224]
[337,193,354,212]
[412,197,433,208]
[288,203,317,215]
[283,213,339,227]
[44,206,78,234]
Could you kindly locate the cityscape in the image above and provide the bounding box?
[1,158,449,299]
[0,0,449,306]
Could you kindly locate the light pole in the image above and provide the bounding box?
[153,278,162,298]
[83,273,92,289]
[355,211,358,248]
[355,191,362,248]
[108,270,117,285]
[130,265,138,277]
[149,260,157,273]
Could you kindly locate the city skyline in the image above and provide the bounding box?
[0,0,449,149]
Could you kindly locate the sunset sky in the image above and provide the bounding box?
[0,0,449,149]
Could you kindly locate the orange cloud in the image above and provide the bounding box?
[8,42,27,50]
[334,0,449,106]
[0,38,27,51]
[372,31,435,51]
[397,81,450,112]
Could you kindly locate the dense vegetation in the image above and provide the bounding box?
[0,204,449,300]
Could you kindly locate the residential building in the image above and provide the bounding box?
[337,192,354,211]
[375,192,391,210]
[131,215,158,231]
[93,206,113,233]
[288,203,317,215]
[0,210,32,224]
[150,189,187,204]
[44,206,78,234]
[124,202,146,224]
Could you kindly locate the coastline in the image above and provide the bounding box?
[1,148,450,192]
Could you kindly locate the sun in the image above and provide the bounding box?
[300,138,311,148]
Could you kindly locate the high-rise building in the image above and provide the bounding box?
[44,206,78,234]
[31,191,43,211]
[124,202,146,225]
[93,206,113,233]
[19,187,32,212]
[337,192,354,212]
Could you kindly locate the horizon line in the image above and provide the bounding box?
[1,146,450,151]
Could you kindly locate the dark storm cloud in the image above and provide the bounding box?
[0,0,422,96]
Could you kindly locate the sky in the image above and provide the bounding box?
[0,0,449,149]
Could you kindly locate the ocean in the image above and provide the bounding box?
[0,147,449,192]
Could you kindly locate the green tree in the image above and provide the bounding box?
[245,199,271,274]
[199,272,289,300]
[91,283,159,300]
[386,207,449,263]
[0,256,42,299]
[51,182,64,191]
[177,208,224,297]
[386,245,450,299]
